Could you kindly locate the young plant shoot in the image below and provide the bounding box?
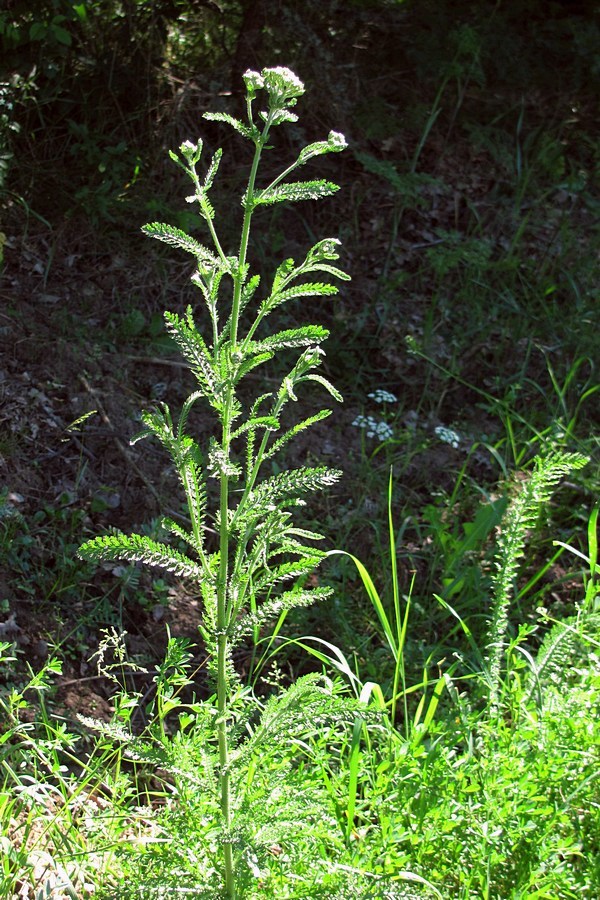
[79,66,349,897]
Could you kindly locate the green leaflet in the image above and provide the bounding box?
[247,466,342,513]
[264,409,333,461]
[248,557,327,593]
[233,587,333,641]
[164,310,220,403]
[302,373,344,403]
[203,111,256,140]
[142,222,219,268]
[250,180,340,207]
[262,282,339,314]
[248,325,329,353]
[230,415,279,441]
[203,147,223,190]
[78,533,204,580]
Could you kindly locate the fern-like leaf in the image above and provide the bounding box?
[262,281,339,315]
[486,450,589,713]
[249,180,340,207]
[78,533,203,580]
[164,310,221,404]
[233,587,333,641]
[247,466,342,513]
[142,223,219,268]
[264,409,332,461]
[248,324,329,354]
[203,111,255,140]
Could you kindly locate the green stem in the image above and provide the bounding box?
[216,403,235,897]
[231,121,271,346]
[214,113,272,900]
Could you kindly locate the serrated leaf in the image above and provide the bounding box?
[247,466,342,511]
[135,404,175,453]
[78,533,202,579]
[234,587,333,640]
[271,258,295,294]
[236,351,274,381]
[164,310,219,400]
[251,180,340,207]
[307,263,351,281]
[251,557,325,590]
[161,516,195,548]
[177,390,205,440]
[203,111,255,140]
[264,409,332,460]
[302,373,344,403]
[142,223,219,268]
[264,282,338,313]
[249,325,329,354]
[203,147,222,190]
[231,416,279,441]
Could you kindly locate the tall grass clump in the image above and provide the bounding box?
[74,67,382,898]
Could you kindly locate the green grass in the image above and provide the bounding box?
[3,458,598,897]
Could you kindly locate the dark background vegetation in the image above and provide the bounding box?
[1,0,598,708]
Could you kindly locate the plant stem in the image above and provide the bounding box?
[214,116,271,900]
[217,407,235,897]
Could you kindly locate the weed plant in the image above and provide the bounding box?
[75,66,379,899]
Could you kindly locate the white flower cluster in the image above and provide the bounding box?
[327,130,347,151]
[434,425,461,449]
[368,389,398,404]
[242,67,305,104]
[352,415,394,442]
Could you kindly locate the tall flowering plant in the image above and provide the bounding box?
[79,67,350,897]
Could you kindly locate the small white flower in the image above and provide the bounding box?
[352,415,394,442]
[327,130,348,151]
[179,138,202,163]
[434,425,461,449]
[262,67,305,101]
[368,389,398,404]
[242,70,264,96]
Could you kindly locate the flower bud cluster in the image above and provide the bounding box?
[243,67,305,108]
